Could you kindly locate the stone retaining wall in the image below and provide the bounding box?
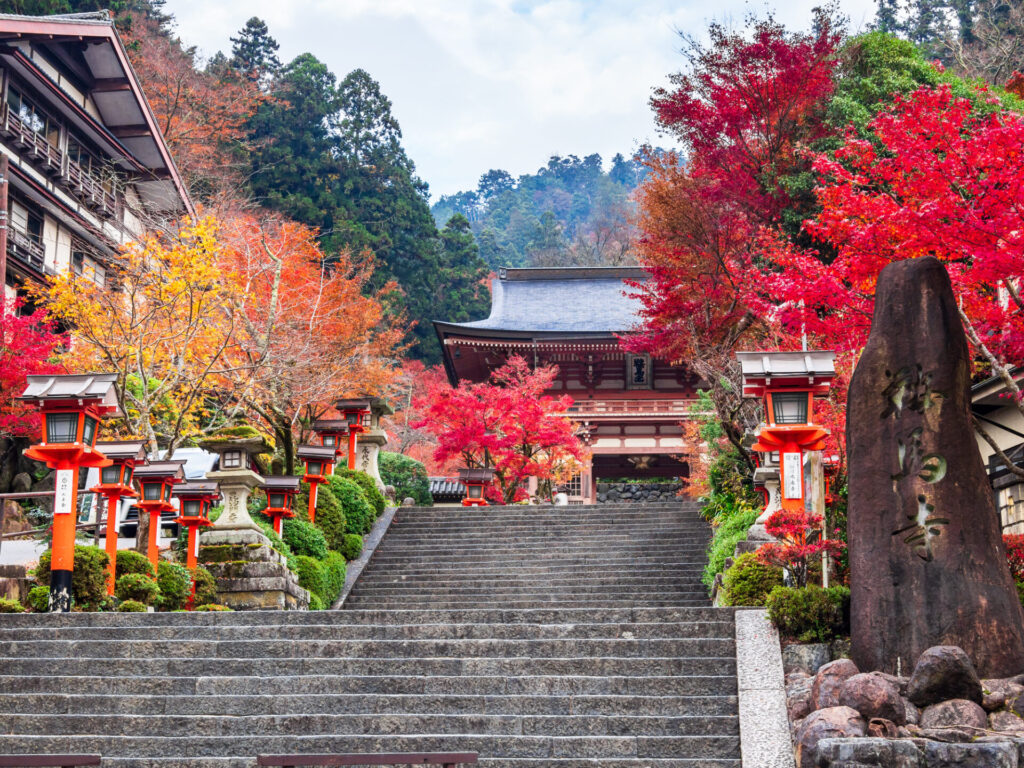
[595,482,683,503]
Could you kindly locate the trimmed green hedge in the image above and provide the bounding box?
[766,585,850,643]
[35,545,110,611]
[327,475,374,536]
[115,573,159,605]
[156,561,191,611]
[191,566,218,606]
[118,599,147,612]
[340,533,363,561]
[115,550,155,579]
[702,507,759,589]
[722,552,784,607]
[335,468,386,516]
[282,517,328,560]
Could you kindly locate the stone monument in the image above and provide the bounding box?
[198,431,309,610]
[847,256,1024,677]
[357,397,394,492]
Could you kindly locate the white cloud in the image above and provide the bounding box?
[163,0,877,199]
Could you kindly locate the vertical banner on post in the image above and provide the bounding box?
[54,469,75,515]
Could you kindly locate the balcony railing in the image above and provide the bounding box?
[0,102,120,219]
[568,398,710,418]
[7,226,46,273]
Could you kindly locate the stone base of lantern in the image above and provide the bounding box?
[355,430,387,492]
[199,529,309,610]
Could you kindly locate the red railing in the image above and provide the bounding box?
[258,754,478,768]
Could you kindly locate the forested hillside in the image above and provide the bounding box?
[0,0,489,364]
[431,153,648,269]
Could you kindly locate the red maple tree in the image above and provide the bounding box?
[413,356,590,504]
[0,303,67,439]
[757,508,845,588]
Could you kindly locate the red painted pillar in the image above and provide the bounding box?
[49,462,80,612]
[347,432,358,471]
[307,482,319,524]
[146,510,160,571]
[103,494,120,595]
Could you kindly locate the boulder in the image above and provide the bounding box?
[919,698,988,730]
[814,737,922,768]
[984,678,1024,712]
[904,700,921,725]
[866,717,899,738]
[784,643,832,676]
[401,497,415,507]
[989,710,1024,734]
[794,706,866,768]
[921,740,1018,768]
[846,256,1024,678]
[812,658,860,710]
[788,686,813,721]
[839,671,906,724]
[907,646,983,707]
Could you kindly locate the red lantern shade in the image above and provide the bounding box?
[134,460,186,569]
[458,467,495,507]
[261,476,301,536]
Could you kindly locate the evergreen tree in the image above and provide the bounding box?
[230,17,281,88]
[433,215,491,324]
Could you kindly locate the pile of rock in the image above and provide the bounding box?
[787,645,1024,767]
[595,482,682,503]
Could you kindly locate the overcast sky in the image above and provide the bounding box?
[162,0,878,200]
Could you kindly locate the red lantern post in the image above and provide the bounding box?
[737,351,836,513]
[311,419,348,474]
[134,461,186,571]
[261,476,301,536]
[297,445,336,523]
[90,441,146,595]
[334,399,371,471]
[18,374,121,612]
[458,467,495,507]
[173,481,218,570]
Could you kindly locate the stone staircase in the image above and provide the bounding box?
[0,501,741,767]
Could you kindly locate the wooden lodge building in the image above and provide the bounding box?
[434,267,704,504]
[0,11,192,303]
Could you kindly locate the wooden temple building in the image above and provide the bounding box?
[0,12,192,304]
[434,267,704,503]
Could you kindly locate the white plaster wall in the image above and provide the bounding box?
[975,404,1024,463]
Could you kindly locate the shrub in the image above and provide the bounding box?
[766,585,850,643]
[310,484,347,551]
[327,475,374,536]
[757,508,844,589]
[335,468,386,516]
[0,597,25,613]
[702,506,759,589]
[115,573,160,605]
[191,566,218,606]
[308,593,325,610]
[194,603,232,611]
[294,555,327,604]
[282,518,329,560]
[722,552,784,607]
[322,551,346,605]
[1006,534,1024,581]
[340,533,363,561]
[156,561,191,611]
[35,545,110,610]
[380,452,432,505]
[27,585,49,612]
[115,550,155,579]
[118,599,147,612]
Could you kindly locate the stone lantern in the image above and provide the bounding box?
[261,476,300,536]
[198,430,308,610]
[458,467,495,507]
[334,399,371,471]
[311,420,348,470]
[172,480,218,571]
[297,444,336,523]
[90,440,146,595]
[736,351,836,514]
[18,373,120,611]
[355,397,393,492]
[134,460,186,570]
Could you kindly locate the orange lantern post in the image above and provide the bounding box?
[18,373,121,612]
[298,445,336,523]
[458,467,495,507]
[134,460,186,571]
[737,351,836,513]
[90,441,146,595]
[334,399,371,471]
[262,476,301,536]
[311,419,349,474]
[173,481,218,570]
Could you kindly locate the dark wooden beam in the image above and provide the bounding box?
[109,124,152,139]
[90,78,131,93]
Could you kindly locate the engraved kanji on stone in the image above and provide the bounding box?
[881,365,944,419]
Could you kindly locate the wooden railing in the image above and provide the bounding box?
[0,102,120,219]
[7,226,45,272]
[568,398,708,418]
[257,754,478,767]
[0,757,101,767]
